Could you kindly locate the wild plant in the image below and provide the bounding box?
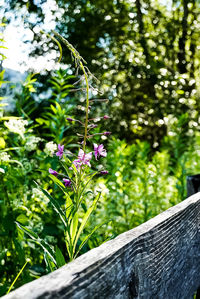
[0,22,30,294]
[90,139,180,239]
[162,113,193,201]
[35,69,76,144]
[17,32,110,271]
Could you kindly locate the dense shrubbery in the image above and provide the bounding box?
[1,64,200,294]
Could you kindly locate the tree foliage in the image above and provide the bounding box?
[4,0,200,146]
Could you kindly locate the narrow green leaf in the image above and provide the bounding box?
[60,160,71,178]
[44,252,57,272]
[39,240,57,265]
[16,222,57,265]
[49,174,67,194]
[35,182,67,228]
[49,174,73,210]
[15,222,38,239]
[55,246,66,267]
[74,222,105,259]
[70,212,78,243]
[73,192,101,254]
[78,172,97,207]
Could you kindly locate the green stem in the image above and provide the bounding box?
[51,31,89,152]
[7,260,29,294]
[79,61,89,152]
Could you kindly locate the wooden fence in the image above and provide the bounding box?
[2,177,200,299]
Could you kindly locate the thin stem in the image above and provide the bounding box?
[7,260,29,294]
[79,61,89,152]
[51,31,90,152]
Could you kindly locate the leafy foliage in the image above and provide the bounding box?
[4,0,200,145]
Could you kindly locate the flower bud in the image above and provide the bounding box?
[67,117,73,122]
[100,170,109,175]
[63,178,72,187]
[89,124,98,129]
[103,131,111,136]
[49,168,58,176]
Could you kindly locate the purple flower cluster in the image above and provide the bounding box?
[72,144,107,169]
[48,141,109,188]
[48,112,111,188]
[73,149,93,168]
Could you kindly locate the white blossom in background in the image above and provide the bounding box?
[0,152,10,162]
[31,188,49,211]
[25,136,43,151]
[0,167,5,173]
[94,181,109,196]
[31,188,46,200]
[44,141,57,157]
[5,119,28,138]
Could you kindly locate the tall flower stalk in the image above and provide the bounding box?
[17,32,110,267]
[52,31,90,151]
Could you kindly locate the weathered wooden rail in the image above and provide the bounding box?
[2,177,200,299]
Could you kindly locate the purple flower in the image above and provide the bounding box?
[103,131,111,136]
[73,149,92,169]
[89,124,98,129]
[48,168,58,176]
[100,170,109,175]
[103,115,110,119]
[94,144,107,160]
[63,178,71,187]
[56,144,64,159]
[67,117,73,122]
[72,159,82,169]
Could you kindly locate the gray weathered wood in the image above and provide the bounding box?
[2,192,200,299]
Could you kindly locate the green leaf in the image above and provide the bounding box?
[13,238,25,263]
[55,246,66,267]
[74,222,105,259]
[78,172,97,207]
[16,214,29,226]
[60,160,71,177]
[49,174,73,211]
[16,222,57,265]
[44,252,56,272]
[73,192,101,254]
[35,182,67,229]
[49,174,67,194]
[15,222,38,239]
[70,212,78,243]
[38,240,57,265]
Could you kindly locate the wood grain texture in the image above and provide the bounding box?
[2,192,200,299]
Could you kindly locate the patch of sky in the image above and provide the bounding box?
[1,0,60,73]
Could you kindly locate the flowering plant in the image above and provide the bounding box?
[16,32,110,269]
